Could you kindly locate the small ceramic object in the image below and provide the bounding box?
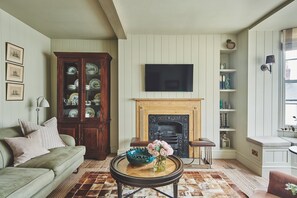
[226,39,236,49]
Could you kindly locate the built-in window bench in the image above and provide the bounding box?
[247,136,294,179]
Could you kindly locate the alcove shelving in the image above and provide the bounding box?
[219,51,236,150]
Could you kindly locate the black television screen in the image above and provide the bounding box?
[145,64,193,92]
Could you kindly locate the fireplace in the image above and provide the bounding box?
[134,98,202,157]
[148,114,189,158]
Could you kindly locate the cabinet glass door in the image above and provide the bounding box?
[63,62,79,118]
[85,61,101,119]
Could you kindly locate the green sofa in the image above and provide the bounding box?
[0,127,86,198]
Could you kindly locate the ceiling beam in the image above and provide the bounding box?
[98,0,127,39]
[248,0,295,30]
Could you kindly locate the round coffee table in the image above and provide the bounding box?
[110,154,183,198]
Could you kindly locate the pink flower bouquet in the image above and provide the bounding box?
[147,140,174,171]
[147,140,174,158]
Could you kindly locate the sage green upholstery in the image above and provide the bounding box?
[0,126,86,198]
[0,167,54,198]
[60,134,76,146]
[18,146,85,176]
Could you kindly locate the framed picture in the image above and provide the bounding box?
[6,63,24,82]
[6,42,24,65]
[6,83,24,101]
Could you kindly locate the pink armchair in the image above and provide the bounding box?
[251,171,297,198]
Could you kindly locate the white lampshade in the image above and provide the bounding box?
[38,97,50,107]
[36,96,50,124]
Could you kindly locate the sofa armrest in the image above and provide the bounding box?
[59,134,75,146]
[267,171,297,198]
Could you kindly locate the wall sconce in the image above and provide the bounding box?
[36,96,50,124]
[260,55,275,73]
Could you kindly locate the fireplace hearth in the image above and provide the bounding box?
[148,114,189,158]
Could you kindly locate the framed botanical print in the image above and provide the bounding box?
[6,83,24,101]
[6,63,24,82]
[6,42,24,65]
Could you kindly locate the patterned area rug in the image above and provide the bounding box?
[66,171,248,198]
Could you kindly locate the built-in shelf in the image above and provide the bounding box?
[220,69,236,73]
[220,89,236,92]
[220,109,236,112]
[219,128,236,132]
[220,49,236,54]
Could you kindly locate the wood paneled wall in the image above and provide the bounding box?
[118,34,234,153]
[248,31,280,137]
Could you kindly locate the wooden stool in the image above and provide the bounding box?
[187,138,215,168]
[130,137,150,147]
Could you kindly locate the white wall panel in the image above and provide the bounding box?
[0,9,51,127]
[247,30,280,137]
[117,34,227,153]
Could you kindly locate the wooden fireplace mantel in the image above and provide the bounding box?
[133,98,203,156]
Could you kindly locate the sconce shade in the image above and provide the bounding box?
[266,55,275,64]
[38,97,50,107]
[261,55,275,73]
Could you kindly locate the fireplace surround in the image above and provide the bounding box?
[133,98,202,157]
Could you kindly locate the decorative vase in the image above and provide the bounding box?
[154,156,166,172]
[226,39,236,49]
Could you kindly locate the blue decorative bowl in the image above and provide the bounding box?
[126,148,155,166]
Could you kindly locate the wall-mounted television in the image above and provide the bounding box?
[145,64,193,92]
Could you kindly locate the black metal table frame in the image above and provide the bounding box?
[110,154,184,198]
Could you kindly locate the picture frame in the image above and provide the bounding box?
[6,42,24,65]
[6,83,24,101]
[6,63,24,82]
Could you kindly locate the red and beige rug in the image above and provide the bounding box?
[66,171,248,198]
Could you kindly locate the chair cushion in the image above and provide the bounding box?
[18,117,65,149]
[4,130,49,166]
[17,146,86,176]
[0,167,54,198]
[251,190,280,198]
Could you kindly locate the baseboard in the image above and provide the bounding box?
[213,149,236,159]
[110,146,117,153]
[236,151,262,176]
[117,147,130,155]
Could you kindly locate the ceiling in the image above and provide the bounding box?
[0,0,295,40]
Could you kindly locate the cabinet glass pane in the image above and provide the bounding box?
[85,61,101,118]
[63,62,79,118]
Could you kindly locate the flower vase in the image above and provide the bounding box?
[154,156,166,172]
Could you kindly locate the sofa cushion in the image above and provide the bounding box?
[18,117,65,149]
[0,167,54,198]
[0,127,23,168]
[17,146,86,176]
[4,130,49,166]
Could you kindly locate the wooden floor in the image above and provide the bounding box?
[48,155,268,197]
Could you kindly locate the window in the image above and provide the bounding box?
[282,28,297,126]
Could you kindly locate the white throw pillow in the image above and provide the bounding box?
[18,117,65,149]
[4,130,50,166]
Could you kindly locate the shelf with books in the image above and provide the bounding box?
[219,50,236,150]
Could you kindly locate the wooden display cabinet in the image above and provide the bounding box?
[55,52,111,160]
